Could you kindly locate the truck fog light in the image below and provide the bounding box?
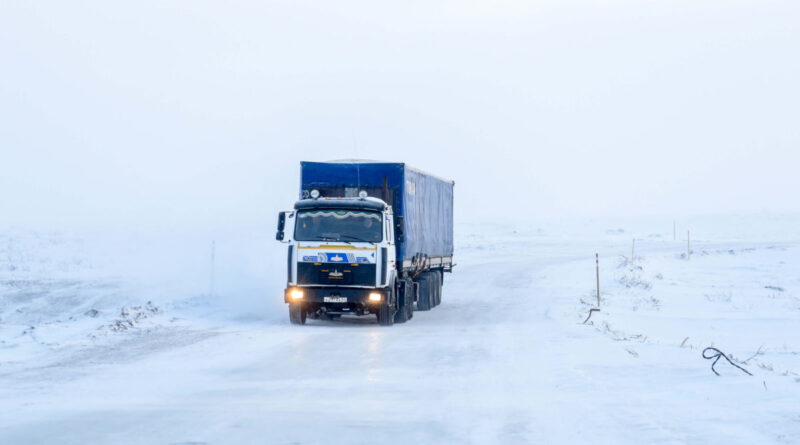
[368,292,382,302]
[290,288,304,300]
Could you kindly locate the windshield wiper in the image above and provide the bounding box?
[317,235,357,244]
[339,234,373,243]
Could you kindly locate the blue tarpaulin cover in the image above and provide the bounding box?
[300,161,454,262]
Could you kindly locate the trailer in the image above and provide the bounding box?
[276,160,454,325]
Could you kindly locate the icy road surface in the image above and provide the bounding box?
[1,218,799,444]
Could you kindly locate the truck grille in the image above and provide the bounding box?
[296,263,376,286]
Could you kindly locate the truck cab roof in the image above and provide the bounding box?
[294,197,388,212]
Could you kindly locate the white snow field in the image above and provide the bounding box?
[1,215,799,444]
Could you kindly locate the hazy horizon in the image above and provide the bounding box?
[3,1,798,230]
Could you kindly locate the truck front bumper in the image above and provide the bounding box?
[284,286,388,305]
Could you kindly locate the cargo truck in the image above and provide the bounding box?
[275,160,454,326]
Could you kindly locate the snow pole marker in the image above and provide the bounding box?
[631,238,635,263]
[596,252,600,307]
[687,230,691,260]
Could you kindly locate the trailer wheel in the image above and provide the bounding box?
[416,273,432,311]
[433,270,442,307]
[376,303,394,326]
[289,303,306,325]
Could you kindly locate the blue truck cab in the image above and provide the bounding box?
[276,160,454,326]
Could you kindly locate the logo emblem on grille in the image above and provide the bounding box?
[329,269,343,278]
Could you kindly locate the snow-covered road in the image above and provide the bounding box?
[1,220,799,444]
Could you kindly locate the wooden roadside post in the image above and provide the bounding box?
[631,238,636,263]
[596,252,600,307]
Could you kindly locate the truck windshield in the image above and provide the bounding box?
[294,209,383,243]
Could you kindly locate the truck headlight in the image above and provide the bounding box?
[290,288,304,300]
[368,292,382,302]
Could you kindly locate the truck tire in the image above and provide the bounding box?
[433,270,442,307]
[394,302,410,323]
[416,273,432,311]
[394,280,413,323]
[289,303,306,325]
[376,303,394,326]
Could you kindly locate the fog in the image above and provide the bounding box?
[2,0,799,231]
[3,4,800,438]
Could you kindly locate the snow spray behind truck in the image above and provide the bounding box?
[276,160,454,326]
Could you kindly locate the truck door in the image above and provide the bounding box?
[277,211,296,284]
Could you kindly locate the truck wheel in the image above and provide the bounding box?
[289,303,306,325]
[433,270,442,307]
[394,303,410,323]
[394,282,413,323]
[376,303,395,326]
[416,273,432,311]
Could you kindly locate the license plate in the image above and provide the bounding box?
[324,296,347,303]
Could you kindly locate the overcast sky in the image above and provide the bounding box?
[2,0,798,229]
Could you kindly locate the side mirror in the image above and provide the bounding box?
[276,212,286,241]
[394,216,404,243]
